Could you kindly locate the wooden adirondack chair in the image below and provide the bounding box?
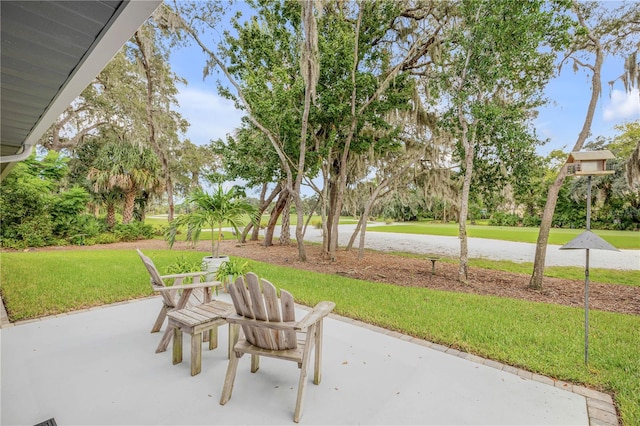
[220,272,335,423]
[136,249,223,353]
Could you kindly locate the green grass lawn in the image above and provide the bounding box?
[369,222,640,249]
[1,248,638,424]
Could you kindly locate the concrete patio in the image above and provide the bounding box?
[1,294,617,425]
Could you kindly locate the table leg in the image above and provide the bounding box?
[208,326,218,350]
[172,327,183,365]
[191,332,202,376]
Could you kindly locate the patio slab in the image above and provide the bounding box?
[2,295,594,425]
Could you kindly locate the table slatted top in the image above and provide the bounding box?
[167,300,234,326]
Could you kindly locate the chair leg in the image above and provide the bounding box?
[156,325,174,353]
[294,324,316,423]
[313,320,323,385]
[228,324,240,360]
[151,305,168,333]
[250,354,260,373]
[220,351,241,405]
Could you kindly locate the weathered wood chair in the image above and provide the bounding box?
[136,249,223,353]
[220,272,335,423]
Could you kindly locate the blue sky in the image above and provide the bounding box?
[534,57,640,155]
[169,5,640,158]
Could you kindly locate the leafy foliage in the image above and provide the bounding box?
[88,134,161,225]
[0,152,156,248]
[0,153,98,248]
[113,222,155,242]
[215,257,250,291]
[166,184,259,257]
[488,212,521,227]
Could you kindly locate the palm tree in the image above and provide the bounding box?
[88,139,160,225]
[90,191,123,230]
[166,184,258,258]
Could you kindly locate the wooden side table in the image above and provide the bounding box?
[167,300,236,376]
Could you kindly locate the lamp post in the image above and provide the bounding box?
[560,150,618,365]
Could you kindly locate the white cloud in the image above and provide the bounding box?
[603,88,640,122]
[175,85,244,145]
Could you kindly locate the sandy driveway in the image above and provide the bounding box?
[299,224,640,271]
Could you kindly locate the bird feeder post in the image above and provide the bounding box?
[585,174,591,364]
[561,150,617,365]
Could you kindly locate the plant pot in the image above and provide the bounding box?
[202,255,229,282]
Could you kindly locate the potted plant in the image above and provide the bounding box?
[215,257,250,292]
[165,184,258,279]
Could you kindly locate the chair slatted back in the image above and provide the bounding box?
[137,249,176,308]
[228,272,297,351]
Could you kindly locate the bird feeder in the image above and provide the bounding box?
[566,150,615,176]
[561,149,618,365]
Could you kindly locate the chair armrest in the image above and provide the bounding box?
[294,301,335,331]
[225,313,298,331]
[159,271,209,280]
[153,281,222,292]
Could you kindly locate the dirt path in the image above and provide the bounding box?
[33,237,640,316]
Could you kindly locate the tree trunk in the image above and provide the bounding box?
[291,0,318,262]
[529,16,603,289]
[134,32,175,223]
[242,183,275,242]
[322,173,338,260]
[320,167,331,258]
[166,174,175,221]
[263,190,288,247]
[529,175,565,288]
[322,9,363,262]
[443,200,447,223]
[280,194,291,245]
[301,196,320,237]
[626,142,640,186]
[348,183,387,259]
[357,207,371,260]
[122,188,137,224]
[106,203,116,230]
[458,124,475,284]
[293,194,307,260]
[346,215,364,251]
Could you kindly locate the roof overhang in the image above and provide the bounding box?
[0,0,162,179]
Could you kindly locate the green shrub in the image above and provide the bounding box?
[62,215,106,243]
[86,233,119,245]
[312,219,323,229]
[522,214,541,227]
[488,212,521,227]
[15,216,55,247]
[384,218,394,225]
[153,224,169,237]
[113,222,154,242]
[0,238,27,250]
